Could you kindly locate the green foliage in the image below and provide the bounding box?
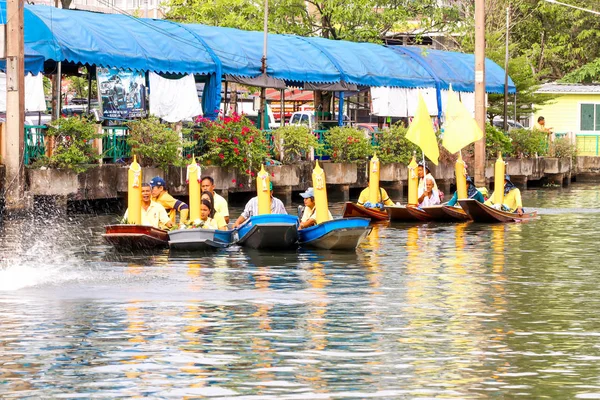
[550,137,577,159]
[376,124,419,164]
[126,116,194,172]
[196,114,269,175]
[66,67,98,99]
[562,58,600,83]
[271,125,320,164]
[325,127,372,163]
[508,128,548,158]
[34,116,102,173]
[485,123,512,159]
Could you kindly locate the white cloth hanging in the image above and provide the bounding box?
[370,86,408,117]
[149,72,202,122]
[0,72,46,112]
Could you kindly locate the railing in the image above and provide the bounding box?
[24,125,47,165]
[576,134,600,156]
[313,129,330,160]
[102,126,130,163]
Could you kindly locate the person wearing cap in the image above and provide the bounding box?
[298,187,333,230]
[201,176,230,223]
[123,183,173,229]
[149,176,189,224]
[232,182,287,229]
[485,175,524,216]
[446,175,485,206]
[357,183,395,209]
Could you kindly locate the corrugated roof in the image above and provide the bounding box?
[537,83,600,94]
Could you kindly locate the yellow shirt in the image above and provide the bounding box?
[485,188,523,212]
[213,211,228,230]
[357,187,394,206]
[212,192,229,218]
[301,206,333,223]
[124,201,171,229]
[154,190,185,222]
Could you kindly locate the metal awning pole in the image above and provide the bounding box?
[260,0,268,130]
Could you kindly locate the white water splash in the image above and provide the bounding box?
[0,262,83,292]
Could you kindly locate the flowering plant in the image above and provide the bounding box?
[325,126,372,163]
[195,113,269,175]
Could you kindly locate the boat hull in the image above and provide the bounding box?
[236,214,299,249]
[458,199,538,223]
[385,205,423,222]
[342,202,388,221]
[168,227,234,251]
[102,224,169,250]
[441,206,471,221]
[298,218,371,250]
[406,206,434,222]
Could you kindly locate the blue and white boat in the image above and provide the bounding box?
[298,217,371,250]
[168,227,235,251]
[235,214,299,250]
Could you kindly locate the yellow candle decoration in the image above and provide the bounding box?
[494,152,505,206]
[455,153,468,200]
[257,165,271,215]
[127,155,142,225]
[187,158,200,221]
[368,154,380,204]
[407,155,419,206]
[312,161,331,224]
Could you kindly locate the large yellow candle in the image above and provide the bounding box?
[368,154,380,204]
[407,155,418,206]
[127,155,142,225]
[187,158,200,221]
[257,165,271,215]
[455,153,467,200]
[312,161,331,224]
[494,152,505,206]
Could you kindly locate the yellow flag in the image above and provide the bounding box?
[442,87,483,154]
[406,92,439,165]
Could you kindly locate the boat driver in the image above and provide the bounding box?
[298,187,333,230]
[484,175,524,216]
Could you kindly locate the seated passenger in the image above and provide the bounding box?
[485,175,524,216]
[190,199,220,229]
[200,191,228,230]
[298,187,333,230]
[417,162,438,192]
[417,176,441,207]
[357,181,395,209]
[232,182,287,228]
[201,176,230,223]
[149,176,189,224]
[446,176,485,206]
[123,183,173,229]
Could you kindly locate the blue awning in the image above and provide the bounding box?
[0,44,45,75]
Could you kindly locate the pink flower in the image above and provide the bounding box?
[243,158,247,163]
[271,173,275,177]
[232,179,236,184]
[233,138,239,145]
[219,153,225,159]
[250,171,255,177]
[241,127,250,136]
[234,148,240,155]
[239,183,243,188]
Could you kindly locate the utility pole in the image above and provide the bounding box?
[4,0,25,212]
[474,0,487,186]
[260,0,268,131]
[503,6,510,133]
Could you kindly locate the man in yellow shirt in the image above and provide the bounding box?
[485,175,524,216]
[123,183,173,229]
[201,176,230,223]
[298,187,333,230]
[357,182,395,209]
[149,176,189,224]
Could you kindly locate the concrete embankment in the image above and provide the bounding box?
[8,156,596,211]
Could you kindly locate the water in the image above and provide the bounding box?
[2,183,600,398]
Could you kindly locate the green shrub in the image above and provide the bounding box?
[34,116,102,173]
[196,113,269,175]
[325,126,373,163]
[376,124,419,164]
[550,137,577,159]
[271,125,320,164]
[126,116,194,172]
[485,123,512,159]
[509,128,548,158]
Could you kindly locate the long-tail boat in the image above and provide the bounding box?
[235,214,299,249]
[103,224,169,251]
[298,217,371,250]
[342,202,388,222]
[459,199,538,223]
[168,228,234,251]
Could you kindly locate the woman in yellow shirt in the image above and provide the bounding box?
[201,191,228,230]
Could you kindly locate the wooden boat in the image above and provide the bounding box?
[168,227,234,251]
[342,202,388,222]
[458,199,538,223]
[298,217,371,250]
[441,205,472,221]
[102,224,169,250]
[236,214,299,250]
[405,206,434,222]
[385,205,424,222]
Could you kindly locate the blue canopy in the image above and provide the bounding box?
[0,44,45,75]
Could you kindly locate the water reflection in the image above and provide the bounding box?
[2,184,600,397]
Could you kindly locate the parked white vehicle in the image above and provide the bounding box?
[221,101,279,129]
[289,111,316,129]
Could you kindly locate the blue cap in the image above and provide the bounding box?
[504,174,512,183]
[149,176,166,188]
[300,187,315,198]
[466,175,473,184]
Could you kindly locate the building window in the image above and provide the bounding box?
[580,103,600,131]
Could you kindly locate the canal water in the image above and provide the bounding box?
[1,183,600,398]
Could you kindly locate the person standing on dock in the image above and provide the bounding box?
[232,182,287,228]
[446,176,485,206]
[124,183,173,229]
[201,176,230,223]
[149,176,189,224]
[485,175,524,216]
[298,188,333,230]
